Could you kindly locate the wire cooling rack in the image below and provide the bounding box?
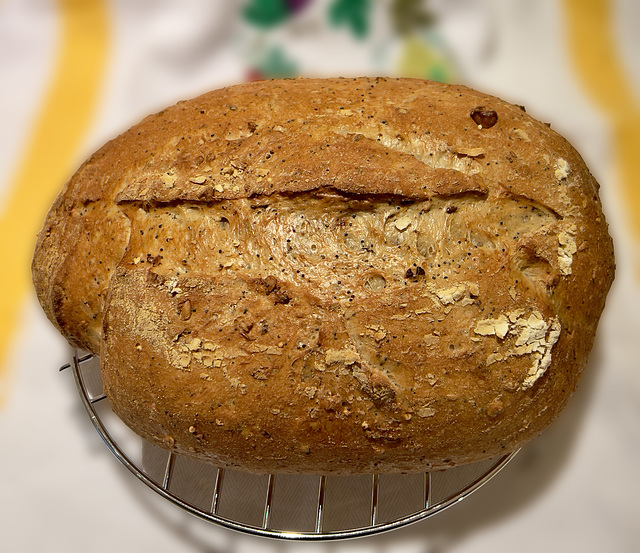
[62,350,517,540]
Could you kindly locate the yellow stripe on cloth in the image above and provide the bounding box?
[0,0,109,406]
[562,0,640,273]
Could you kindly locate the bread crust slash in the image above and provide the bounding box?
[32,78,615,474]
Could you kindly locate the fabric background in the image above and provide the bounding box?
[1,1,638,551]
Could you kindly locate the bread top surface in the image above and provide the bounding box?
[32,77,615,473]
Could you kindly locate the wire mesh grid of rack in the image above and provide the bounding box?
[62,351,517,540]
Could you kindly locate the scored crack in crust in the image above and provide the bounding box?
[32,77,615,474]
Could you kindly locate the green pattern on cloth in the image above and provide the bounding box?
[238,0,457,84]
[391,0,435,35]
[254,45,299,78]
[398,35,455,82]
[328,0,371,38]
[243,0,291,28]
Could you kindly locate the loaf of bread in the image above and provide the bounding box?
[32,77,614,474]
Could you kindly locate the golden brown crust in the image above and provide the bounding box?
[33,77,615,473]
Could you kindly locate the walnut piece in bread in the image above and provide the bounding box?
[32,78,615,474]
